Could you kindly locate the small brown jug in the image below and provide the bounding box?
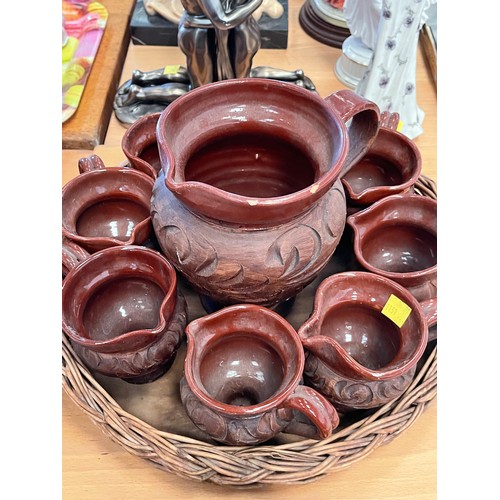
[341,111,422,213]
[62,243,187,384]
[298,272,430,412]
[346,193,437,335]
[121,112,162,179]
[180,304,340,445]
[62,155,154,253]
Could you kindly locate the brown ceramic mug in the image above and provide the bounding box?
[180,304,340,445]
[346,193,437,337]
[341,111,422,212]
[121,112,162,179]
[62,243,187,384]
[62,154,154,253]
[298,271,429,412]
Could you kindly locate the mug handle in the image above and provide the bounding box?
[380,110,400,131]
[281,384,339,440]
[62,237,90,278]
[79,153,152,177]
[323,89,380,176]
[78,154,106,174]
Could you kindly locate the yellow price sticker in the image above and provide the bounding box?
[163,65,180,75]
[397,120,404,132]
[381,294,412,328]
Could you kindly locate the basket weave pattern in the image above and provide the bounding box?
[62,177,437,486]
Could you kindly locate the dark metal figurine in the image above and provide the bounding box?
[178,0,263,87]
[113,1,318,124]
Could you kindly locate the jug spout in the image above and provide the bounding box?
[301,335,385,381]
[298,272,429,382]
[184,315,214,352]
[157,79,380,226]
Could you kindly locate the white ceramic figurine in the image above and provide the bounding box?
[343,0,436,139]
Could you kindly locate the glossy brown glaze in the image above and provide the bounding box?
[341,111,422,210]
[347,193,437,304]
[181,304,339,445]
[184,131,316,197]
[151,78,380,307]
[62,155,154,253]
[298,272,428,412]
[62,236,91,278]
[62,244,186,383]
[121,112,162,179]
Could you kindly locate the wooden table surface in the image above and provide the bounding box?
[62,0,437,497]
[61,0,135,149]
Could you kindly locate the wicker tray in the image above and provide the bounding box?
[62,176,437,486]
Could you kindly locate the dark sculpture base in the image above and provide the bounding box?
[130,0,289,49]
[113,65,317,125]
[299,0,350,49]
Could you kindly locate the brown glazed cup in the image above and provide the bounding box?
[62,154,154,253]
[62,243,187,384]
[121,112,162,179]
[298,271,429,412]
[346,193,437,336]
[341,111,422,211]
[180,304,340,445]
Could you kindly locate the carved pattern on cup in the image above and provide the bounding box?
[303,353,415,411]
[408,278,438,303]
[180,376,293,445]
[69,293,187,379]
[180,378,228,442]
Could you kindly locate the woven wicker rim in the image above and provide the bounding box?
[62,176,437,486]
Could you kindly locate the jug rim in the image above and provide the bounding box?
[183,303,305,415]
[298,271,428,380]
[62,245,178,353]
[347,193,437,280]
[156,78,350,225]
[62,166,155,250]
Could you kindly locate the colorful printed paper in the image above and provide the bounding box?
[62,1,108,123]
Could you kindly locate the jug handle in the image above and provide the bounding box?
[380,110,400,131]
[280,384,339,440]
[78,154,106,174]
[62,237,90,278]
[324,89,380,176]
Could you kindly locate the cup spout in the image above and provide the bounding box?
[301,336,370,381]
[302,334,405,382]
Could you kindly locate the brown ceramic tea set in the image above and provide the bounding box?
[62,78,437,446]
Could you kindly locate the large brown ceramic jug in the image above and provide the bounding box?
[151,78,380,308]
